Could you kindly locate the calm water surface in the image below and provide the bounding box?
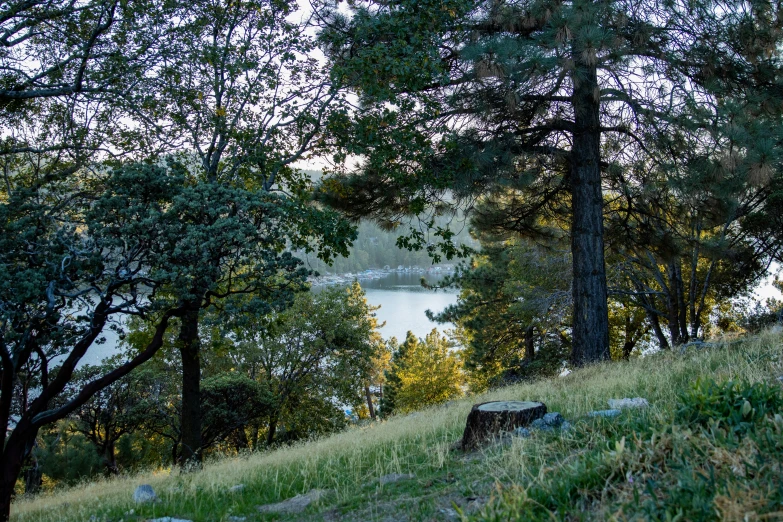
[80,271,458,366]
[357,272,458,341]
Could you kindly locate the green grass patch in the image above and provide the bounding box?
[11,329,783,522]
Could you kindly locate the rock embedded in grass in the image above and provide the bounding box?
[133,484,157,503]
[148,518,192,522]
[228,484,245,493]
[531,412,566,431]
[588,409,622,418]
[460,400,547,450]
[378,473,416,485]
[608,397,649,409]
[257,488,331,514]
[679,340,715,354]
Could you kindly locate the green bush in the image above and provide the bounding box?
[677,378,783,435]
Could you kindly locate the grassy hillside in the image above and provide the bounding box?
[12,330,783,522]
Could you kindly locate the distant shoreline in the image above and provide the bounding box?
[308,265,455,287]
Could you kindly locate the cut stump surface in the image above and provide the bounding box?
[461,401,547,450]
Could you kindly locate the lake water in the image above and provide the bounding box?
[355,272,459,342]
[79,271,459,366]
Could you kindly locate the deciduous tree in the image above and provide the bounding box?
[223,283,384,445]
[126,0,353,464]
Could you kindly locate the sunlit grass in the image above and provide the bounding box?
[12,329,782,521]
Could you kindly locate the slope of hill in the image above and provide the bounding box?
[12,330,783,522]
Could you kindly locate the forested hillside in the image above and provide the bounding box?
[297,218,476,274]
[1,0,783,520]
[298,170,475,274]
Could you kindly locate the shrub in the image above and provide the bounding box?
[677,378,783,436]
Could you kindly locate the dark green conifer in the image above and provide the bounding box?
[318,0,783,365]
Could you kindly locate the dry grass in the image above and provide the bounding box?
[11,329,783,522]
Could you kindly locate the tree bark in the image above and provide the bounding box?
[0,472,17,522]
[365,385,376,420]
[524,326,535,361]
[103,441,118,476]
[666,260,683,345]
[675,261,689,343]
[23,455,42,496]
[460,401,546,450]
[569,44,610,366]
[266,414,278,446]
[0,431,33,522]
[178,307,202,467]
[647,310,670,350]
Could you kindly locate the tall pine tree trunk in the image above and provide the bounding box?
[675,262,689,342]
[570,44,610,366]
[666,260,683,345]
[524,326,535,361]
[178,307,202,467]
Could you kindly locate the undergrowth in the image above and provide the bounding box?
[11,329,783,522]
[476,378,783,521]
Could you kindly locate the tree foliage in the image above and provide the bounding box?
[119,0,355,465]
[383,329,463,415]
[68,359,160,475]
[222,283,384,444]
[317,0,783,366]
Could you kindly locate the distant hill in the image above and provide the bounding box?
[296,169,476,274]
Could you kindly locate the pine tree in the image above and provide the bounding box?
[385,330,464,414]
[318,0,783,366]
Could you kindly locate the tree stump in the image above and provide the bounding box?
[460,401,547,450]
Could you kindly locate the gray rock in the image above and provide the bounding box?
[257,488,330,514]
[608,398,649,409]
[512,426,531,438]
[378,473,416,485]
[227,517,247,522]
[679,340,714,354]
[439,507,460,520]
[148,518,192,522]
[228,484,245,493]
[530,418,548,430]
[530,412,566,431]
[560,421,572,431]
[589,409,622,418]
[777,375,783,383]
[542,412,565,426]
[133,484,157,503]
